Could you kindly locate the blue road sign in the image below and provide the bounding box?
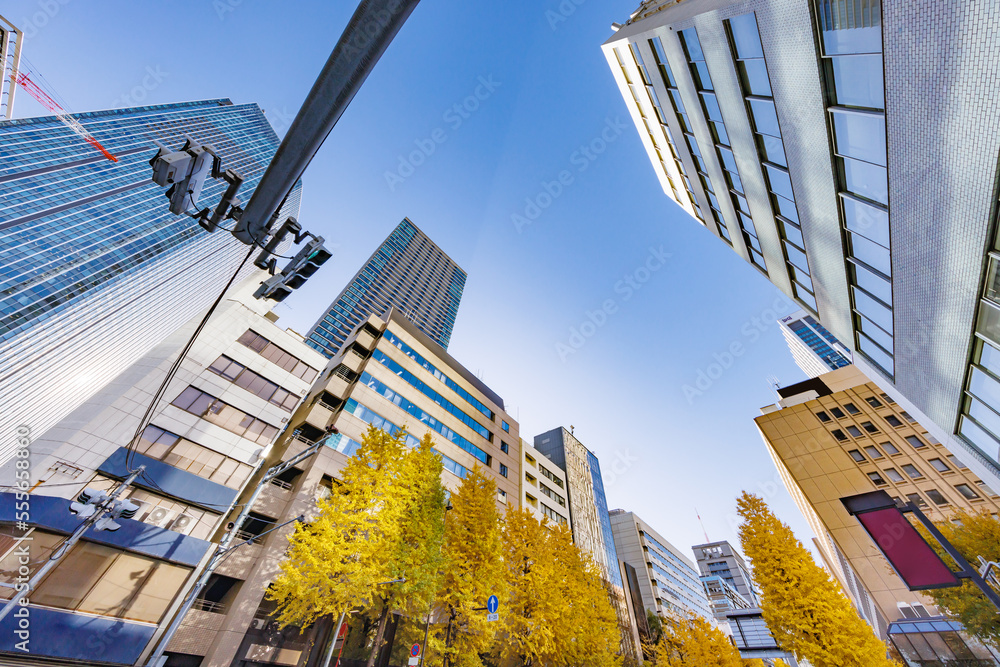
[487,595,499,614]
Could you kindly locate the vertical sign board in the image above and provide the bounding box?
[841,491,961,591]
[486,594,499,622]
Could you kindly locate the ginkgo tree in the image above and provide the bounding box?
[650,613,743,667]
[267,426,447,667]
[736,492,900,667]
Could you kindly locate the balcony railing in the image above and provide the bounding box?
[193,598,226,614]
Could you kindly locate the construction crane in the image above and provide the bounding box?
[13,62,117,162]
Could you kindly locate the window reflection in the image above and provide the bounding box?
[831,109,887,167]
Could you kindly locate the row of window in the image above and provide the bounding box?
[208,355,301,412]
[171,386,279,445]
[650,37,731,241]
[538,463,564,488]
[237,329,318,382]
[815,0,895,376]
[137,425,254,490]
[355,374,490,465]
[958,250,1000,469]
[539,481,565,506]
[728,12,818,309]
[324,430,469,479]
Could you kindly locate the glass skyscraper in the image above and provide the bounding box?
[305,217,466,358]
[0,99,298,466]
[778,309,853,378]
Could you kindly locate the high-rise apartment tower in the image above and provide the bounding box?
[778,309,852,378]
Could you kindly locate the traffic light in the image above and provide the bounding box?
[149,138,222,215]
[93,499,140,533]
[69,488,108,519]
[253,236,332,302]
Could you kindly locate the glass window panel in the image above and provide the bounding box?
[977,338,1000,377]
[702,93,723,122]
[750,248,767,269]
[882,441,900,455]
[726,168,744,194]
[171,387,201,411]
[857,312,894,353]
[849,232,891,276]
[785,242,810,273]
[885,468,904,483]
[758,133,787,167]
[738,59,771,96]
[818,19,882,56]
[831,108,886,167]
[718,146,738,173]
[680,29,704,61]
[959,416,1000,463]
[851,261,892,304]
[969,367,1000,411]
[841,157,888,205]
[865,446,884,459]
[842,195,889,247]
[35,542,117,610]
[773,194,799,223]
[829,54,884,109]
[984,256,1000,306]
[188,392,215,417]
[796,286,818,311]
[857,331,894,375]
[748,98,780,137]
[79,552,155,619]
[782,221,804,249]
[764,164,794,201]
[124,561,190,623]
[976,300,1000,350]
[738,212,758,236]
[853,286,893,332]
[734,193,751,216]
[693,61,714,90]
[711,121,730,146]
[729,14,764,58]
[669,89,686,113]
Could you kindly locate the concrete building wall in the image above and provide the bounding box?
[520,439,571,528]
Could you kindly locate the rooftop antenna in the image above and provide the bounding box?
[696,507,710,543]
[765,374,781,401]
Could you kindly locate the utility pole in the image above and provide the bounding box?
[144,435,332,666]
[0,466,146,623]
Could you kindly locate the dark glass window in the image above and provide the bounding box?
[864,446,883,459]
[867,472,886,486]
[830,407,846,419]
[861,421,879,434]
[925,489,949,506]
[955,484,980,500]
[844,402,860,414]
[865,396,883,408]
[885,415,903,428]
[846,425,862,438]
[832,429,848,442]
[901,464,923,479]
[905,435,926,449]
[928,458,950,473]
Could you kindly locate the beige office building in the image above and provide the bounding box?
[757,366,1000,661]
[519,439,571,529]
[167,308,520,667]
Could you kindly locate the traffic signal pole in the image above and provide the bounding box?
[0,466,146,624]
[232,0,422,245]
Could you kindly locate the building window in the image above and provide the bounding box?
[498,489,508,504]
[900,411,916,423]
[955,484,981,501]
[864,445,884,459]
[500,464,508,478]
[976,481,998,497]
[905,435,927,449]
[830,407,846,419]
[502,420,510,432]
[865,396,883,408]
[881,393,896,404]
[500,441,509,454]
[815,411,831,422]
[901,464,923,479]
[861,421,879,434]
[832,429,848,442]
[137,426,254,489]
[867,472,886,486]
[848,449,865,462]
[680,25,765,269]
[846,425,862,438]
[928,458,950,473]
[924,489,949,506]
[844,402,860,415]
[885,414,903,428]
[539,483,566,507]
[208,355,300,412]
[884,468,904,483]
[170,386,279,445]
[881,441,900,455]
[237,330,318,382]
[947,454,968,469]
[906,492,928,508]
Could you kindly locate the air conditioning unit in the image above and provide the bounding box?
[252,618,268,630]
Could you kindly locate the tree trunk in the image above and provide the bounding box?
[365,602,390,667]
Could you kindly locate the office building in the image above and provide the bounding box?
[610,509,713,621]
[691,541,759,620]
[0,98,299,468]
[0,15,22,118]
[534,427,642,663]
[603,0,1000,493]
[757,365,1000,662]
[0,275,326,666]
[520,439,571,528]
[305,218,466,358]
[164,308,518,666]
[778,310,852,378]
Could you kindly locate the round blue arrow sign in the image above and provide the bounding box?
[487,595,499,614]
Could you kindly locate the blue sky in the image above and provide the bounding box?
[9,0,816,564]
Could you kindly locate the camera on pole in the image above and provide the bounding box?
[93,499,140,533]
[149,137,222,216]
[69,488,108,519]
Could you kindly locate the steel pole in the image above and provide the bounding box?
[233,0,422,245]
[319,611,348,667]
